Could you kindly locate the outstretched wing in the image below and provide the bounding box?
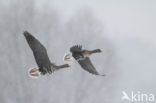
[70,45,82,52]
[70,45,84,60]
[78,57,104,76]
[24,31,52,74]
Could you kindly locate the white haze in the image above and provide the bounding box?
[0,0,156,103]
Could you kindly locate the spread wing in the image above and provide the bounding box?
[70,45,84,60]
[78,57,104,76]
[24,31,52,74]
[70,45,104,76]
[70,45,82,52]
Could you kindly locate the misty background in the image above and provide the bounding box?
[0,0,156,103]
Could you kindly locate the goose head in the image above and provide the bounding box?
[64,53,73,62]
[28,68,40,78]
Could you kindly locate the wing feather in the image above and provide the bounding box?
[70,45,104,76]
[78,57,102,76]
[70,45,82,52]
[24,31,52,74]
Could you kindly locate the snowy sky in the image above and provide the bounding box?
[0,0,156,103]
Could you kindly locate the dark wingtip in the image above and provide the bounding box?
[95,73,106,77]
[70,45,82,52]
[23,31,30,37]
[100,74,106,76]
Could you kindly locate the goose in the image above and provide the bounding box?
[64,45,104,76]
[24,31,70,77]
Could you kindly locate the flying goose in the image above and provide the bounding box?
[64,45,104,76]
[24,31,70,77]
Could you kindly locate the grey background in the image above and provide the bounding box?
[0,0,155,103]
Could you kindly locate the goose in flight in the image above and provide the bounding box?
[64,45,104,76]
[24,31,70,77]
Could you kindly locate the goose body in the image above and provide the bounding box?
[65,45,104,76]
[24,31,70,77]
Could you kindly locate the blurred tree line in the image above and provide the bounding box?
[0,0,114,103]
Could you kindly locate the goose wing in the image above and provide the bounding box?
[70,45,104,76]
[70,45,84,60]
[78,57,104,76]
[24,31,52,74]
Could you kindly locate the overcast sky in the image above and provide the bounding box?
[0,0,156,103]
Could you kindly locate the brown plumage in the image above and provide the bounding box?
[70,45,104,76]
[24,31,70,77]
